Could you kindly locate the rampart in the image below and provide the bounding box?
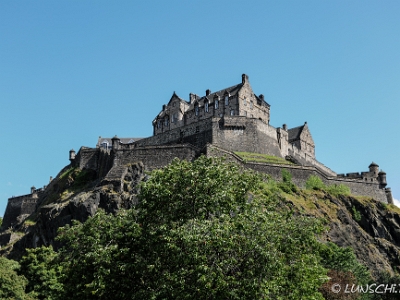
[206,145,390,203]
[1,191,41,230]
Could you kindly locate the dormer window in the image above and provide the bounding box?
[205,101,209,113]
[214,99,219,109]
[225,95,229,106]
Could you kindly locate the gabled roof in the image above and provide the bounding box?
[167,91,186,106]
[288,125,305,142]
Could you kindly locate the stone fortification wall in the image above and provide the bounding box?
[136,117,213,150]
[206,145,388,203]
[113,144,198,171]
[1,193,40,230]
[138,116,283,158]
[213,117,283,157]
[74,147,99,171]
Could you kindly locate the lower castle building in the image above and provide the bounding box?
[1,74,393,231]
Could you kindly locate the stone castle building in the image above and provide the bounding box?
[1,74,393,231]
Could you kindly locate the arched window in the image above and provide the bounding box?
[214,99,219,109]
[225,95,229,106]
[243,97,247,106]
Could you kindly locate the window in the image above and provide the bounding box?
[243,111,247,116]
[243,97,247,106]
[195,106,199,116]
[101,142,109,150]
[205,102,209,112]
[165,117,169,126]
[225,95,229,106]
[230,109,235,116]
[172,113,178,123]
[214,100,219,109]
[250,101,253,109]
[157,120,161,128]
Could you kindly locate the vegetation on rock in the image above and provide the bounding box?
[1,156,400,299]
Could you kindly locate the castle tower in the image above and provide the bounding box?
[112,135,120,151]
[368,162,379,177]
[69,149,76,162]
[378,170,387,188]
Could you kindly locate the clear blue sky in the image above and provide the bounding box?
[1,1,400,216]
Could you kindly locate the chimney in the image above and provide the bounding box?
[259,94,264,101]
[162,104,166,111]
[283,124,287,131]
[242,74,249,84]
[206,89,211,96]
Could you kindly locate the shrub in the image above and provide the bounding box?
[279,169,298,194]
[352,207,362,222]
[327,184,351,196]
[305,175,325,191]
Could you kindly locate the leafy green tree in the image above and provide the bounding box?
[57,156,328,299]
[19,246,63,300]
[0,216,3,227]
[318,242,371,299]
[0,256,33,300]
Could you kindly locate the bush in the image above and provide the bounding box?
[306,176,351,196]
[352,206,362,222]
[279,169,298,194]
[327,184,351,196]
[305,175,325,191]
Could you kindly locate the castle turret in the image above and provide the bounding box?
[69,149,76,162]
[385,188,394,204]
[369,162,379,177]
[378,170,387,188]
[112,135,120,151]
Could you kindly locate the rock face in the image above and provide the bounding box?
[289,192,400,277]
[1,160,400,279]
[0,162,146,259]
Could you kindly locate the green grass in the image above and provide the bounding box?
[234,152,294,165]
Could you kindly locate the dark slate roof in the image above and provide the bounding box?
[369,162,379,168]
[186,83,243,110]
[288,125,305,142]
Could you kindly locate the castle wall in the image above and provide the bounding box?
[75,147,99,171]
[136,117,213,150]
[1,193,39,230]
[113,144,198,171]
[213,117,283,157]
[206,145,388,203]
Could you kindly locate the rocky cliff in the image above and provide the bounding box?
[1,161,400,279]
